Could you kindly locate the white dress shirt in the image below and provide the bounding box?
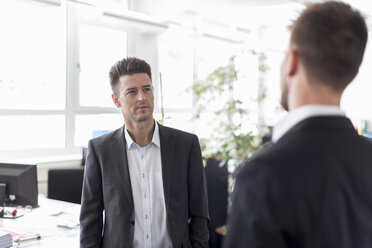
[125,122,172,248]
[272,105,345,143]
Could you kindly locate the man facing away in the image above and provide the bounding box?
[80,57,209,248]
[224,2,372,248]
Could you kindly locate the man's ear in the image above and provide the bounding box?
[112,93,121,108]
[287,48,298,76]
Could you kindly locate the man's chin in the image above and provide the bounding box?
[136,115,152,123]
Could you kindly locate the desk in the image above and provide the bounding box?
[0,195,80,247]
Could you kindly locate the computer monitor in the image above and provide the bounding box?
[0,163,38,208]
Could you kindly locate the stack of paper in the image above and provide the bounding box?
[0,231,12,248]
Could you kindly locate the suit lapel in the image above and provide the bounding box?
[113,126,134,209]
[158,124,175,211]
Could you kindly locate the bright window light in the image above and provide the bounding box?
[79,24,127,107]
[75,114,123,147]
[158,29,194,109]
[0,0,66,110]
[0,115,65,150]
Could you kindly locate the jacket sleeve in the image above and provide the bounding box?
[188,135,210,248]
[223,162,287,248]
[80,140,104,248]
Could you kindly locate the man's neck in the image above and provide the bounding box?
[125,119,155,147]
[289,77,342,111]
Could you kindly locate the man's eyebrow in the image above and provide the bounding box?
[125,87,137,92]
[125,85,151,91]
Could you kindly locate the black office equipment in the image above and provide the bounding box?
[0,163,38,208]
[48,168,84,204]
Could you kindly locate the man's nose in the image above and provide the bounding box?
[137,91,145,101]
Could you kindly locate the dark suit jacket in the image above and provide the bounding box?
[80,124,209,248]
[224,116,372,248]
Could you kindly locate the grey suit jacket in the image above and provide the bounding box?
[80,123,209,248]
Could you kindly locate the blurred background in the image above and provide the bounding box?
[1,0,372,161]
[2,1,372,246]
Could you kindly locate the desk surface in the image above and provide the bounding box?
[0,195,80,248]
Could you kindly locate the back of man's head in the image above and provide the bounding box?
[290,1,368,92]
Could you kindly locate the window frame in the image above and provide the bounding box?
[0,0,259,160]
[0,0,134,160]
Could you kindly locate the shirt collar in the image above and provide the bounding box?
[124,121,160,149]
[272,104,345,143]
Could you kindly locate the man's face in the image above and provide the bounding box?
[112,73,154,124]
[280,51,290,111]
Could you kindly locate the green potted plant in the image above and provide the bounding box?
[191,51,269,170]
[192,51,270,244]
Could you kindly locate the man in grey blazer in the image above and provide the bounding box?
[80,57,209,248]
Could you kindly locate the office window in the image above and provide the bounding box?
[0,0,128,158]
[1,0,330,159]
[79,24,127,107]
[154,112,194,133]
[193,37,245,137]
[0,0,66,155]
[158,30,255,136]
[75,114,123,147]
[158,28,194,110]
[0,0,66,110]
[0,115,65,150]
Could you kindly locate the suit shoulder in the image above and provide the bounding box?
[159,125,198,140]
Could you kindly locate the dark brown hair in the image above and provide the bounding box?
[290,1,368,92]
[109,57,152,93]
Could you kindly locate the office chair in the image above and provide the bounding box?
[47,168,84,204]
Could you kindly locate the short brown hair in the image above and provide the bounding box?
[290,1,368,92]
[109,57,152,93]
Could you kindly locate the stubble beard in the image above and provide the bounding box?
[123,109,153,126]
[136,108,153,123]
[137,114,152,122]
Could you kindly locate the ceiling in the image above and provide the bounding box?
[130,0,372,33]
